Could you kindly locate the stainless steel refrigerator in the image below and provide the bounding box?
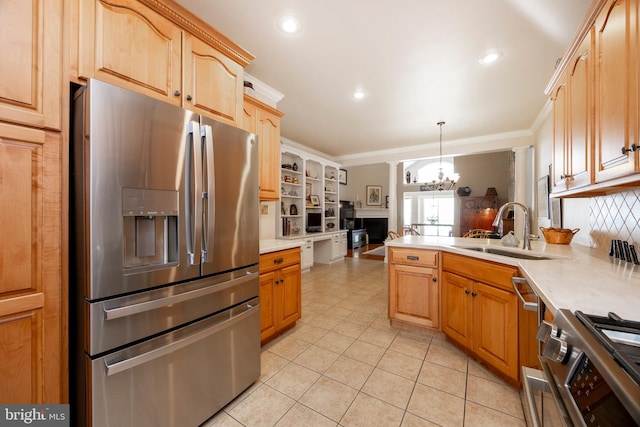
[70,79,260,427]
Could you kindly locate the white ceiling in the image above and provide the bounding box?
[177,0,591,163]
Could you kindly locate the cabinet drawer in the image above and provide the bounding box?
[260,248,300,273]
[442,252,517,291]
[389,248,438,267]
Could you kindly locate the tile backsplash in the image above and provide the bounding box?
[590,189,640,251]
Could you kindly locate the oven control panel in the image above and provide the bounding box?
[568,355,635,426]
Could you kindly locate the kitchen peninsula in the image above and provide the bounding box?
[386,236,640,320]
[386,235,640,385]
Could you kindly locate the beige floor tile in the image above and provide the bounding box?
[369,316,396,331]
[362,368,415,409]
[400,412,440,427]
[425,341,468,373]
[324,355,375,389]
[416,360,467,398]
[286,323,328,344]
[265,362,321,400]
[303,301,333,314]
[294,344,341,373]
[340,392,405,427]
[314,330,356,354]
[389,334,430,360]
[325,306,354,319]
[466,375,525,419]
[467,358,502,382]
[377,349,423,381]
[331,319,368,339]
[275,402,337,427]
[227,384,295,427]
[299,376,358,422]
[464,401,527,426]
[267,335,311,360]
[343,340,387,366]
[345,310,378,325]
[407,383,464,427]
[201,410,244,427]
[358,325,398,348]
[305,312,344,330]
[258,351,289,383]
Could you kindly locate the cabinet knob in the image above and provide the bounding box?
[432,277,437,282]
[471,292,477,297]
[621,144,638,154]
[464,289,470,295]
[186,94,193,101]
[174,90,181,97]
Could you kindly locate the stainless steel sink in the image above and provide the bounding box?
[452,245,553,260]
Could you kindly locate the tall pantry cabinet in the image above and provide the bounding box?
[0,0,65,403]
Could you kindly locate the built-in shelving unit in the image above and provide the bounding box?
[280,152,304,236]
[279,143,341,238]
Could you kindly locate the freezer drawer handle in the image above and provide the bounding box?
[512,277,538,312]
[104,301,258,376]
[103,273,256,320]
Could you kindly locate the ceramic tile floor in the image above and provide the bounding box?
[203,258,526,427]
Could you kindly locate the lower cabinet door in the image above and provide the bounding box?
[472,282,519,380]
[389,264,439,328]
[441,271,473,348]
[259,271,277,341]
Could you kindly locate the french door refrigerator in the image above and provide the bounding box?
[70,79,260,427]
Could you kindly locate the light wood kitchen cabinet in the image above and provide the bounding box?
[259,248,301,344]
[388,248,439,330]
[551,31,595,194]
[594,0,639,183]
[0,0,62,130]
[77,0,250,125]
[243,95,284,201]
[441,253,519,384]
[0,125,64,403]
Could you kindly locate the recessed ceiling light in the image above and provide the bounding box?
[279,16,301,34]
[352,90,365,99]
[479,51,503,65]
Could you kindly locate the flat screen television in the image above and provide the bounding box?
[306,212,322,232]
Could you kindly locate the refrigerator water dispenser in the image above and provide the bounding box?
[122,188,179,269]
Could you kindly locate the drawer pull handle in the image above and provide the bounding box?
[406,255,419,261]
[274,257,284,264]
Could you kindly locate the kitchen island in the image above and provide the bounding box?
[386,236,640,322]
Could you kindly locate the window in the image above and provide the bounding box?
[404,157,456,185]
[403,191,454,236]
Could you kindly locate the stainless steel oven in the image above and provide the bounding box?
[522,309,640,426]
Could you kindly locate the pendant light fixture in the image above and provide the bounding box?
[429,121,459,191]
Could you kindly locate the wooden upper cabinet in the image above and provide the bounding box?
[0,0,62,130]
[78,0,183,105]
[77,0,252,126]
[595,0,638,182]
[183,34,243,125]
[567,32,594,190]
[551,81,568,193]
[552,32,594,193]
[244,95,284,201]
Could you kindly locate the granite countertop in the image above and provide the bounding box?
[386,236,640,321]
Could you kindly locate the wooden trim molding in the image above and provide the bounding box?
[138,0,255,67]
[545,0,608,95]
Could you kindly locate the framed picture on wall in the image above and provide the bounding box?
[338,169,347,185]
[537,175,550,219]
[366,185,382,206]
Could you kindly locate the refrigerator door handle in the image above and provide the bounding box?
[104,300,259,376]
[185,121,203,266]
[102,272,257,321]
[201,124,215,262]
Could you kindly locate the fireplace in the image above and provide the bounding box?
[358,218,388,244]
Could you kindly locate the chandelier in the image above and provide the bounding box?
[423,121,459,191]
